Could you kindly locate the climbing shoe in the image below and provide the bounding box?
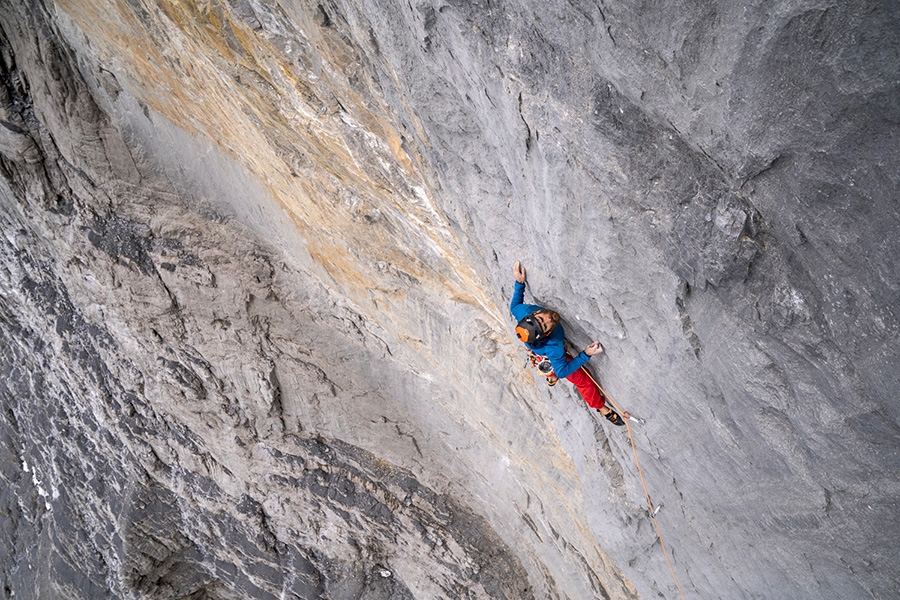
[600,408,625,426]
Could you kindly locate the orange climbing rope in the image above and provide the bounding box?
[583,367,689,600]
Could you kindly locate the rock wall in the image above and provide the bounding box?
[1,1,898,599]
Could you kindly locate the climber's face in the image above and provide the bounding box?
[534,310,559,334]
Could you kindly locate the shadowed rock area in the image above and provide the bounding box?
[1,0,898,599]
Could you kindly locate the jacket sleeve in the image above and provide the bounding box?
[510,281,543,321]
[543,334,590,379]
[510,281,526,315]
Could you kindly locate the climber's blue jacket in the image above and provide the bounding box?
[510,281,590,379]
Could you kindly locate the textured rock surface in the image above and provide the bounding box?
[1,0,898,599]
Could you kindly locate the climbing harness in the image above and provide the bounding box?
[582,368,690,600]
[524,349,559,385]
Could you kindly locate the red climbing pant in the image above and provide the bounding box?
[564,357,606,410]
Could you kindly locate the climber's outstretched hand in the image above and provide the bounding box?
[513,261,526,284]
[585,341,604,356]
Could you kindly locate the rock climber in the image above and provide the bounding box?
[510,261,625,426]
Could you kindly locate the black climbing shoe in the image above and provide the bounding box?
[600,408,625,426]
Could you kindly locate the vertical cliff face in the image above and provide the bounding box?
[1,1,898,599]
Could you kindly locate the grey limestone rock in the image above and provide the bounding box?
[1,0,898,599]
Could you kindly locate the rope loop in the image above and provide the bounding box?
[585,370,689,600]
